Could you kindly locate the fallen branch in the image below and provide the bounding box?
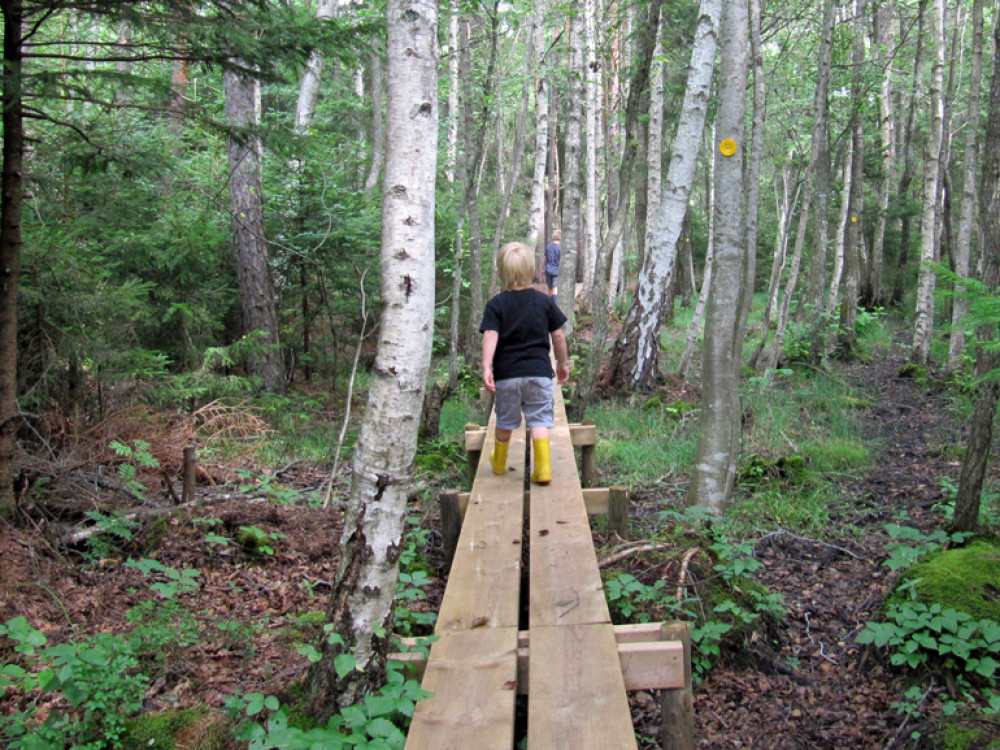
[598,542,675,568]
[677,546,703,602]
[756,528,864,560]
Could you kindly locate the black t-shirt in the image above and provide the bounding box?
[480,288,568,380]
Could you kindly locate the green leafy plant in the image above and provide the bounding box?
[125,558,201,598]
[110,439,160,498]
[882,523,973,572]
[394,518,437,636]
[238,525,287,556]
[82,510,140,561]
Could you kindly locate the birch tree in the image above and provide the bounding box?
[911,0,945,365]
[526,6,549,264]
[558,0,585,335]
[947,0,984,372]
[689,0,748,513]
[606,0,721,391]
[308,0,438,712]
[295,0,338,134]
[580,0,601,307]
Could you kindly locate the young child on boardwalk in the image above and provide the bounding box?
[480,242,570,484]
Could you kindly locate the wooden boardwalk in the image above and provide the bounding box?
[404,385,689,749]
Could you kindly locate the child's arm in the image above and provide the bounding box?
[481,329,499,392]
[551,328,570,384]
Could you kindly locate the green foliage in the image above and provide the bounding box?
[857,602,1000,684]
[229,658,431,750]
[82,510,140,561]
[880,524,973,573]
[891,541,1000,622]
[394,519,437,636]
[238,525,287,556]
[110,439,160,497]
[603,509,784,681]
[121,708,202,750]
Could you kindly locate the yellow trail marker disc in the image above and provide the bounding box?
[719,138,737,157]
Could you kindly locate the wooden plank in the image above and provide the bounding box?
[529,391,611,628]
[456,487,612,516]
[406,628,519,750]
[394,631,685,693]
[435,420,526,633]
[528,624,638,749]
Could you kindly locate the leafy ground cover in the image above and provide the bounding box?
[2,339,999,748]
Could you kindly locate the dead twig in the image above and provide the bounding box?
[598,542,675,568]
[756,528,864,560]
[677,546,703,602]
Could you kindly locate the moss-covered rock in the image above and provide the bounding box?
[122,709,201,750]
[892,540,1000,621]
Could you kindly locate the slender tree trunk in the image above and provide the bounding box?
[867,0,896,308]
[0,0,23,516]
[445,1,460,183]
[308,0,437,713]
[947,0,983,372]
[296,0,339,134]
[464,10,498,353]
[643,23,666,277]
[607,0,721,391]
[761,0,834,372]
[678,144,715,380]
[526,8,548,263]
[690,0,748,513]
[558,0,585,336]
[572,0,662,420]
[580,0,601,309]
[952,14,1000,533]
[364,39,386,191]
[837,117,865,357]
[911,0,945,365]
[225,67,285,394]
[827,148,852,319]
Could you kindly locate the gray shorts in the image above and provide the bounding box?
[546,273,558,290]
[494,376,555,430]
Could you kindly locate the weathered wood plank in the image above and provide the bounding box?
[529,394,610,628]
[405,627,519,750]
[435,420,526,633]
[455,486,613,516]
[528,624,638,749]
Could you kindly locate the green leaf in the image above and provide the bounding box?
[334,652,357,678]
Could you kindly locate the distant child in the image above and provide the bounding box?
[544,230,562,301]
[481,242,570,484]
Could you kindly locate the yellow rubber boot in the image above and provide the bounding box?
[490,439,510,475]
[530,438,551,484]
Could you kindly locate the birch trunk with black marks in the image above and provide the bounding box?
[607,0,720,391]
[557,0,584,336]
[308,0,437,714]
[295,0,339,134]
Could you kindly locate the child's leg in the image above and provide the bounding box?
[496,428,514,443]
[523,378,556,484]
[491,382,520,475]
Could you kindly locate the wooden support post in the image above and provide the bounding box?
[465,423,482,487]
[608,485,629,539]
[580,419,597,487]
[659,622,695,750]
[182,446,196,504]
[439,490,462,570]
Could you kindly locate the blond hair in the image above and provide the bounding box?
[552,229,561,242]
[497,242,534,290]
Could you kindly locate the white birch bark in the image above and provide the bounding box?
[445,2,459,183]
[911,0,946,365]
[526,7,548,263]
[947,0,984,372]
[690,0,748,513]
[581,0,601,307]
[308,0,437,713]
[643,28,665,278]
[868,0,896,307]
[827,148,852,314]
[609,0,721,391]
[295,0,339,134]
[558,0,585,335]
[363,41,386,191]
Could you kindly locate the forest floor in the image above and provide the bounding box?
[2,342,999,749]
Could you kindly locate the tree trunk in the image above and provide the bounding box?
[689,0,748,513]
[836,117,864,358]
[642,24,666,277]
[866,0,897,308]
[526,8,548,263]
[445,1,459,183]
[295,0,339,134]
[580,0,601,309]
[911,0,945,365]
[607,0,721,391]
[946,0,983,373]
[363,38,386,191]
[0,0,23,516]
[571,0,662,421]
[308,0,438,713]
[464,11,498,354]
[558,1,585,336]
[225,67,285,395]
[952,13,1000,533]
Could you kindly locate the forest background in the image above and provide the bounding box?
[2,0,1000,747]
